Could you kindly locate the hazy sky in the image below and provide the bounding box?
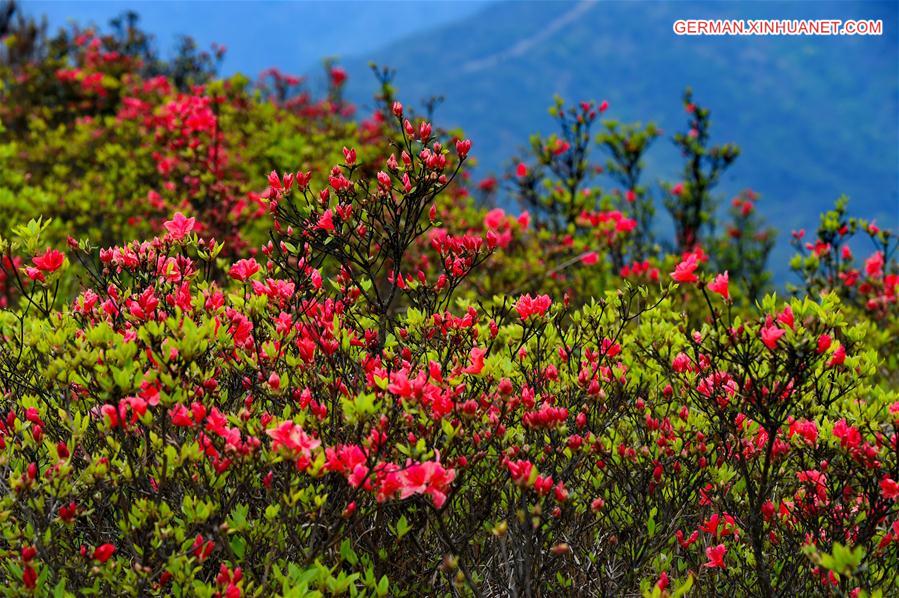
[25,0,492,76]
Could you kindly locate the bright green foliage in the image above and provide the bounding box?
[1,5,898,598]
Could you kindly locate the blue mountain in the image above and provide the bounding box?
[341,0,899,278]
[25,0,491,76]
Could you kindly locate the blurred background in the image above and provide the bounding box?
[20,0,899,279]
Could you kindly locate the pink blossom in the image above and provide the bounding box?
[865,251,884,279]
[881,477,899,500]
[317,209,335,232]
[484,208,506,230]
[229,258,260,282]
[671,254,699,284]
[704,544,727,569]
[515,294,552,320]
[760,324,785,350]
[708,271,729,299]
[32,249,64,273]
[163,212,195,241]
[267,421,321,459]
[395,460,456,508]
[463,347,487,375]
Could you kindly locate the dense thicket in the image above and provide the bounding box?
[1,5,897,597]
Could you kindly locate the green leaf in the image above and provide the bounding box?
[375,575,389,597]
[395,515,411,540]
[340,538,359,566]
[819,542,865,577]
[671,574,694,598]
[230,535,246,559]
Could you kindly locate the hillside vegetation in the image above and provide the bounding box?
[1,5,898,597]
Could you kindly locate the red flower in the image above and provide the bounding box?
[455,139,472,159]
[788,419,818,446]
[518,211,531,229]
[708,271,730,300]
[506,459,535,486]
[329,66,347,87]
[58,502,77,523]
[328,174,351,192]
[704,544,727,569]
[101,404,120,427]
[671,182,684,196]
[32,248,64,273]
[463,347,487,375]
[777,305,794,329]
[267,170,283,192]
[228,259,260,282]
[295,171,312,190]
[833,419,861,449]
[516,163,528,178]
[672,352,692,373]
[191,534,215,561]
[317,209,336,232]
[267,421,321,459]
[169,403,193,427]
[865,251,884,279]
[880,477,899,500]
[395,460,456,508]
[676,529,699,548]
[483,208,506,230]
[23,565,37,589]
[552,139,570,155]
[163,212,195,241]
[515,294,552,320]
[670,255,699,284]
[760,324,785,350]
[828,344,846,367]
[24,266,45,282]
[93,543,116,563]
[478,177,497,193]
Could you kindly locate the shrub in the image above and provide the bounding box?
[0,7,897,597]
[0,1,384,254]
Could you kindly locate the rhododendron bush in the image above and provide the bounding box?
[2,7,899,598]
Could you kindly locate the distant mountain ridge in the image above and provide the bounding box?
[26,0,492,77]
[341,0,899,279]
